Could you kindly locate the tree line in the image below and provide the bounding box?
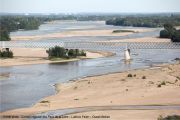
[46,46,86,59]
[0,16,45,41]
[106,15,180,28]
[1,14,180,41]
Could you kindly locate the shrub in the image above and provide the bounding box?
[158,115,180,120]
[176,76,180,80]
[157,84,161,88]
[46,46,86,59]
[157,81,166,88]
[113,30,134,33]
[127,74,133,77]
[161,81,166,85]
[46,46,67,58]
[79,50,86,56]
[68,49,86,57]
[160,30,170,38]
[68,49,76,57]
[0,50,13,58]
[174,58,180,61]
[40,100,49,103]
[142,76,146,79]
[171,30,180,42]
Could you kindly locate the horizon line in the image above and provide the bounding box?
[1,12,180,15]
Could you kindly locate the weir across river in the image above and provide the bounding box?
[1,41,180,61]
[1,41,180,51]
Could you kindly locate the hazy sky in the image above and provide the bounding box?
[1,0,180,13]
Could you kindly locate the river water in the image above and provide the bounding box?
[0,21,180,112]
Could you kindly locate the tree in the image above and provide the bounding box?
[160,30,170,38]
[0,50,13,58]
[171,30,180,42]
[159,23,180,42]
[164,23,175,31]
[68,49,76,57]
[163,23,176,38]
[0,29,11,41]
[46,46,66,58]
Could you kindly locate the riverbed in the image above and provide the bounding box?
[0,21,180,112]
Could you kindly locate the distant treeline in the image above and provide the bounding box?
[0,16,47,41]
[106,15,180,28]
[0,15,101,41]
[1,14,180,41]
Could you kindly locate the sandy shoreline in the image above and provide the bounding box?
[103,37,171,43]
[0,48,114,67]
[1,63,180,120]
[1,21,179,119]
[11,28,154,41]
[1,36,171,67]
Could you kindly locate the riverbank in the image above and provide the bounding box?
[99,37,171,43]
[0,48,114,67]
[11,28,154,41]
[1,63,180,119]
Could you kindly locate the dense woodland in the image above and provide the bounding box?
[1,14,180,42]
[0,15,82,41]
[106,15,180,28]
[0,16,45,41]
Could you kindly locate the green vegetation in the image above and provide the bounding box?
[40,100,50,103]
[157,81,166,87]
[127,74,138,78]
[0,49,13,58]
[160,23,180,42]
[68,49,86,57]
[0,16,45,41]
[157,84,162,88]
[0,16,43,31]
[46,46,67,58]
[1,14,180,41]
[142,76,146,79]
[106,15,180,28]
[161,81,166,85]
[46,46,86,59]
[176,76,180,80]
[0,29,11,41]
[172,30,180,42]
[158,115,180,120]
[127,74,133,77]
[0,15,110,41]
[112,30,135,33]
[160,30,171,38]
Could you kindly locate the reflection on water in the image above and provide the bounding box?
[0,49,180,112]
[11,21,160,42]
[1,21,179,112]
[0,73,10,80]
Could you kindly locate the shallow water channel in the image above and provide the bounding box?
[0,21,179,112]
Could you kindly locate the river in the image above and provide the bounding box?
[0,21,180,112]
